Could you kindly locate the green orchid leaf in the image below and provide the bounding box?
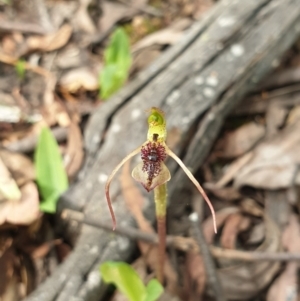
[99,27,132,100]
[34,127,68,213]
[144,279,164,301]
[100,261,146,301]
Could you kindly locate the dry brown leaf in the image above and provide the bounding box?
[0,182,40,226]
[26,24,72,52]
[233,120,300,189]
[217,215,281,300]
[30,239,62,259]
[120,161,178,293]
[217,122,265,158]
[215,152,253,188]
[220,213,250,249]
[65,122,84,178]
[0,150,35,186]
[2,35,17,56]
[185,251,206,300]
[43,101,71,127]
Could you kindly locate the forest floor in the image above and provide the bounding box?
[1,0,300,300]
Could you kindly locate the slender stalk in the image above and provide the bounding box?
[154,183,167,284]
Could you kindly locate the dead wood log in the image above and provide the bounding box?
[24,0,300,300]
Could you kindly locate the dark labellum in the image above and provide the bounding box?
[141,141,166,187]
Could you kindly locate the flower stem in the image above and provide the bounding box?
[154,183,167,283]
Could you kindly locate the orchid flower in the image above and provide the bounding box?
[105,107,217,282]
[105,107,217,233]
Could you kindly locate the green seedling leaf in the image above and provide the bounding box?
[144,279,164,301]
[104,28,131,70]
[99,27,132,100]
[100,261,163,301]
[34,127,68,213]
[100,64,125,100]
[100,261,145,301]
[15,59,26,80]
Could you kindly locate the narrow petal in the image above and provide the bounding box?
[105,146,142,230]
[165,145,217,234]
[132,162,171,192]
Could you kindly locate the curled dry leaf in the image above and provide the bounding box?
[0,182,40,226]
[59,67,99,93]
[217,120,300,189]
[233,120,300,189]
[26,24,72,52]
[0,150,35,186]
[216,215,281,300]
[43,101,71,128]
[0,156,21,202]
[220,213,251,249]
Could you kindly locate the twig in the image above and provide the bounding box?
[189,212,226,301]
[61,208,159,244]
[210,247,300,262]
[61,209,300,262]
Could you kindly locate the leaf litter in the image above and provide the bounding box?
[1,0,300,300]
